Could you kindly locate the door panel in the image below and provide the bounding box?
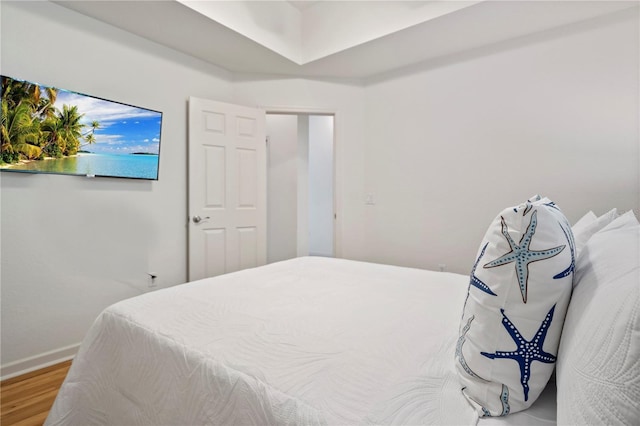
[204,146,225,207]
[204,229,226,278]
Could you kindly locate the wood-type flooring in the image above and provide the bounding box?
[1,360,71,426]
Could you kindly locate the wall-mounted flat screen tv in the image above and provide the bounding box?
[1,75,162,180]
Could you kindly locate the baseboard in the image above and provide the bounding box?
[0,343,80,381]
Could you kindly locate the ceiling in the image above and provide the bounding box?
[52,0,638,81]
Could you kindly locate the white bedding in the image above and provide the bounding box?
[46,257,480,425]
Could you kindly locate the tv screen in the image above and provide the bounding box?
[1,75,162,180]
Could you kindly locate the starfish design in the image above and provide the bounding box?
[481,306,557,401]
[499,384,510,416]
[513,199,536,215]
[553,222,575,280]
[456,316,487,381]
[544,201,560,211]
[478,384,511,417]
[469,242,496,296]
[483,210,565,303]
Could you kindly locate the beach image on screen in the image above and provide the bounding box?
[1,75,162,180]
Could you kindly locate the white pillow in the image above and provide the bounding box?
[556,221,640,425]
[571,211,596,235]
[572,208,618,259]
[597,209,639,232]
[456,196,575,417]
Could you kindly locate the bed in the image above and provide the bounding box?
[45,200,639,426]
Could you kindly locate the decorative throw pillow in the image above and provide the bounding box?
[456,195,575,417]
[556,214,639,424]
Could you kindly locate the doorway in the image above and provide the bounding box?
[266,113,334,263]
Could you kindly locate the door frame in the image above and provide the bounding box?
[262,105,340,259]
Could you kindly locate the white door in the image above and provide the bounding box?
[188,97,266,281]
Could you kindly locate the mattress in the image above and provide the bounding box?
[47,257,483,425]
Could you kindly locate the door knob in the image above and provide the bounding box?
[192,215,209,223]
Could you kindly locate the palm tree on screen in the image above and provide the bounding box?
[34,86,58,120]
[57,104,85,155]
[80,120,100,149]
[1,100,42,161]
[1,76,99,164]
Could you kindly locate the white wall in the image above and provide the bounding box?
[297,115,310,257]
[363,8,639,274]
[266,114,299,263]
[0,0,235,376]
[308,116,334,257]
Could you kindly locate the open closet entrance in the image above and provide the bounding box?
[266,113,334,264]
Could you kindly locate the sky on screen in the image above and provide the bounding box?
[55,89,161,155]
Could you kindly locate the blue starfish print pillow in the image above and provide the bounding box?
[455,195,575,417]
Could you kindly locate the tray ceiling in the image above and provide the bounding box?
[52,0,638,80]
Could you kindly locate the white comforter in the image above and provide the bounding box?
[46,257,478,425]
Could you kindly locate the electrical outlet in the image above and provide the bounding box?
[148,273,158,288]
